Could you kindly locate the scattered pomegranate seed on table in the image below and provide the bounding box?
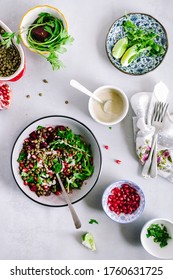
[115,159,122,164]
[104,145,109,150]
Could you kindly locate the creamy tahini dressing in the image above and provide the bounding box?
[91,89,124,123]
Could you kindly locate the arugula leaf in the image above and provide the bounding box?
[17,151,26,162]
[37,176,42,185]
[27,176,34,183]
[89,219,99,225]
[53,160,62,174]
[37,125,43,130]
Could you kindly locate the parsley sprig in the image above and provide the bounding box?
[146,223,172,248]
[0,31,21,48]
[123,18,165,56]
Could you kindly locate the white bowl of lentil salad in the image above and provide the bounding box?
[0,20,25,82]
[11,116,102,207]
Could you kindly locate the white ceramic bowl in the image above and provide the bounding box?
[88,85,129,125]
[141,218,173,259]
[11,116,102,207]
[102,180,145,223]
[19,5,68,54]
[0,20,25,82]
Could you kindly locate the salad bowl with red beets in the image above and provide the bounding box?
[102,180,145,223]
[11,116,102,207]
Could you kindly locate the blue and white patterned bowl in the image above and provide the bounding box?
[106,13,168,75]
[102,180,145,223]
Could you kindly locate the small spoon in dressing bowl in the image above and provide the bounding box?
[70,79,114,114]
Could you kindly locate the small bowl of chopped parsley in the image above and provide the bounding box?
[19,5,74,70]
[140,218,173,259]
[106,13,168,75]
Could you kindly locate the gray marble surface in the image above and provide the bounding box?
[0,0,173,260]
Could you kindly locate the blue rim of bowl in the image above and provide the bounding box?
[102,180,145,223]
[105,13,168,76]
[11,115,102,207]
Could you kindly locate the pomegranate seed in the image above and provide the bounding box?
[31,154,37,159]
[109,205,114,211]
[115,159,122,164]
[104,145,109,150]
[22,168,28,172]
[30,185,38,192]
[55,191,61,195]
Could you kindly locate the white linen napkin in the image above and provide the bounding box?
[130,81,173,183]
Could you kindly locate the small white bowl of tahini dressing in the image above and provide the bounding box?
[88,85,129,125]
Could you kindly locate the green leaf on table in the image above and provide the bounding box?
[89,219,99,225]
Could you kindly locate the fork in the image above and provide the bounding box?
[142,101,169,178]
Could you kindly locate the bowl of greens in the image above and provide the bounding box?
[19,5,74,70]
[106,13,168,75]
[140,218,173,259]
[11,116,102,207]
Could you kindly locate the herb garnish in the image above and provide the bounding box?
[89,219,98,224]
[0,32,21,48]
[146,223,172,248]
[123,18,165,56]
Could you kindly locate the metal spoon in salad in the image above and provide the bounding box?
[56,173,81,229]
[53,161,81,229]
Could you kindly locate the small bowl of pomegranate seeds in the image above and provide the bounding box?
[102,180,145,223]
